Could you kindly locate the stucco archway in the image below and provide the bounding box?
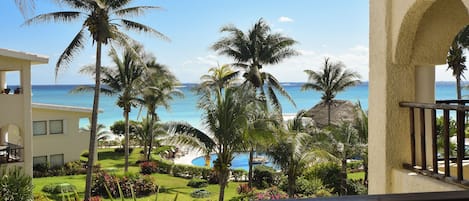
[0,123,22,146]
[395,0,469,65]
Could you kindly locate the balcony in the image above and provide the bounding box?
[0,142,23,164]
[399,100,469,187]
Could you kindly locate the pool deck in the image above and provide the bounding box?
[173,147,203,165]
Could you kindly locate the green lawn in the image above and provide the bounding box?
[33,148,242,201]
[347,171,365,180]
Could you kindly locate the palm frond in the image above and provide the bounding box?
[23,11,83,26]
[114,6,163,17]
[56,28,87,78]
[120,19,170,41]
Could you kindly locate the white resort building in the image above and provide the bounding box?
[0,48,93,176]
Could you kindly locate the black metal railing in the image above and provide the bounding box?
[400,100,469,185]
[0,143,23,164]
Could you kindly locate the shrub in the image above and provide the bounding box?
[237,183,254,195]
[254,186,288,200]
[114,147,134,153]
[347,160,362,170]
[42,183,77,194]
[140,161,158,175]
[81,151,89,158]
[279,176,328,197]
[207,170,219,184]
[187,178,208,188]
[154,158,174,174]
[64,160,87,175]
[252,165,279,189]
[304,162,341,194]
[0,166,33,201]
[190,189,211,198]
[232,169,248,182]
[91,171,157,198]
[345,179,367,195]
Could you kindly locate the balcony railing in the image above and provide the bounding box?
[0,143,23,164]
[400,100,469,186]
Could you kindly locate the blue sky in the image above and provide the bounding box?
[0,0,455,84]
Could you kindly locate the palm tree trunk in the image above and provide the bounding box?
[248,148,254,188]
[124,108,130,172]
[218,169,229,201]
[327,101,332,126]
[147,112,155,161]
[457,76,462,100]
[287,171,296,198]
[84,41,102,200]
[341,158,347,195]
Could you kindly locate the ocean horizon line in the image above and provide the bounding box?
[27,80,462,87]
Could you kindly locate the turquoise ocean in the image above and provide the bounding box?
[30,82,461,131]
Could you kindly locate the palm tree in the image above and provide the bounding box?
[447,25,469,100]
[302,58,361,125]
[353,102,368,185]
[24,1,168,199]
[212,18,298,113]
[267,111,334,198]
[325,122,364,195]
[138,61,183,160]
[101,45,146,172]
[80,124,111,148]
[197,64,239,105]
[14,0,34,17]
[168,87,255,201]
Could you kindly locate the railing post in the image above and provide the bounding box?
[410,107,416,167]
[420,108,426,170]
[431,109,438,174]
[456,109,465,181]
[443,110,450,177]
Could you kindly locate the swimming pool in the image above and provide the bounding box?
[191,153,275,171]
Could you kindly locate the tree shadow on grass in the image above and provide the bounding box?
[98,150,124,160]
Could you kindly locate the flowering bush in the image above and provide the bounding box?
[140,161,158,175]
[254,187,288,200]
[91,171,157,198]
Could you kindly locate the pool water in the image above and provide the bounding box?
[191,153,275,171]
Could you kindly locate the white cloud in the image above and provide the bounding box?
[278,16,294,23]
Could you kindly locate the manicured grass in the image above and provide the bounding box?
[33,148,242,201]
[347,171,365,180]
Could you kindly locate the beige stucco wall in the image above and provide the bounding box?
[369,0,469,194]
[32,108,90,164]
[391,169,465,193]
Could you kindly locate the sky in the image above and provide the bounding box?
[0,0,457,84]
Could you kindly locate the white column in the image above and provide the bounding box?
[415,65,435,170]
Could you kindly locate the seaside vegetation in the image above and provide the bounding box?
[6,2,369,201]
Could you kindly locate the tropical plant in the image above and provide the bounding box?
[0,166,33,201]
[24,1,168,199]
[212,18,298,113]
[447,25,469,100]
[302,57,361,125]
[168,87,255,201]
[267,111,334,198]
[137,61,183,160]
[353,102,368,185]
[323,122,365,195]
[197,64,239,104]
[80,124,111,147]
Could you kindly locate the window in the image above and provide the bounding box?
[33,121,47,136]
[49,120,63,134]
[33,156,47,166]
[49,154,64,167]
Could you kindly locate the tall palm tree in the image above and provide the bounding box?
[302,58,361,125]
[138,61,183,160]
[168,87,254,201]
[212,18,298,113]
[447,25,469,100]
[267,111,334,198]
[24,1,168,199]
[101,45,146,172]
